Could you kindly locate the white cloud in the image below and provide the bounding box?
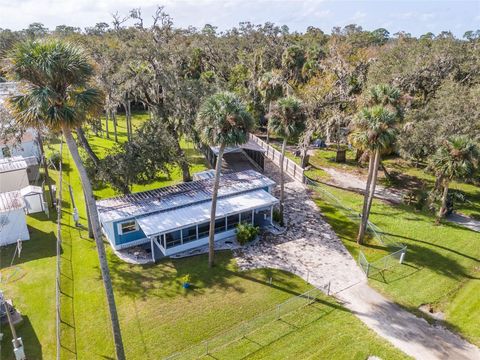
[351,11,367,21]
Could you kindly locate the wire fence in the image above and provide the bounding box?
[304,176,407,278]
[55,138,63,360]
[164,285,329,360]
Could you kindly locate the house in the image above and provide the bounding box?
[0,82,41,161]
[96,170,279,259]
[0,190,30,246]
[0,128,40,161]
[0,157,30,192]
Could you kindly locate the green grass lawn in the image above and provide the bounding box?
[311,182,480,346]
[0,114,410,359]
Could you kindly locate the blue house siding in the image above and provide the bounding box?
[112,219,147,246]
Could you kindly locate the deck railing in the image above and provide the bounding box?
[249,133,305,183]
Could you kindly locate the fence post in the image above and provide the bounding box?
[327,281,331,296]
[366,263,370,277]
[399,249,406,264]
[205,340,209,356]
[276,304,280,320]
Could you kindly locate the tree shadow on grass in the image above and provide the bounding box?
[369,242,479,286]
[0,226,57,268]
[107,251,310,301]
[1,316,42,360]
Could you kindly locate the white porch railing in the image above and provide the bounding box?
[249,133,305,183]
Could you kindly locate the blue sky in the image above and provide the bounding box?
[0,0,478,37]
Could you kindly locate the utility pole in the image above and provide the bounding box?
[1,292,26,360]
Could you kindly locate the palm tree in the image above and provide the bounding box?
[196,92,254,268]
[350,86,401,244]
[258,69,292,143]
[268,96,306,221]
[430,136,479,221]
[5,40,125,360]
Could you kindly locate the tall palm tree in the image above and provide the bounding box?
[430,136,479,221]
[196,92,254,268]
[268,96,306,221]
[350,85,401,244]
[258,69,292,143]
[5,40,125,360]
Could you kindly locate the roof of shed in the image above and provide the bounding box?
[0,190,24,212]
[0,156,28,173]
[96,169,276,223]
[20,185,43,196]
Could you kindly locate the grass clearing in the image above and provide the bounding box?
[311,182,480,346]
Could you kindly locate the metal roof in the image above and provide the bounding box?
[20,185,43,196]
[137,189,278,237]
[97,169,276,223]
[210,139,266,155]
[0,190,25,212]
[0,156,28,173]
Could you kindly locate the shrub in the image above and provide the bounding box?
[48,151,62,169]
[272,208,284,226]
[236,223,259,245]
[181,274,191,284]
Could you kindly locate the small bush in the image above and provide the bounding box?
[48,151,62,169]
[272,208,284,226]
[403,189,428,211]
[236,223,259,245]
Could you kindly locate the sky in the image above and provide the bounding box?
[0,0,479,37]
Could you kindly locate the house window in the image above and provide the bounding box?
[198,222,210,239]
[227,214,239,230]
[1,147,11,158]
[165,230,182,248]
[182,226,197,243]
[120,220,136,234]
[240,211,253,224]
[214,217,226,234]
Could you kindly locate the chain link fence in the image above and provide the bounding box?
[304,176,407,278]
[164,285,329,359]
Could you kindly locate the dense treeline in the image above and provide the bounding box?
[1,6,479,194]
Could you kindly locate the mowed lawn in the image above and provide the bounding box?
[1,114,409,359]
[311,182,480,346]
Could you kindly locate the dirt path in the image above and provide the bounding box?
[447,213,480,232]
[321,166,480,233]
[321,167,404,203]
[234,160,480,360]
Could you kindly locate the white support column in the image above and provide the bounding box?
[150,237,155,263]
[270,206,274,225]
[251,209,254,225]
[196,225,199,240]
[180,228,183,245]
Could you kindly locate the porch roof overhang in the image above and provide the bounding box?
[136,189,278,237]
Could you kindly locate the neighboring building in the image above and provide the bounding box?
[0,157,30,192]
[21,186,45,214]
[0,190,30,245]
[0,128,40,161]
[97,170,278,259]
[0,82,41,161]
